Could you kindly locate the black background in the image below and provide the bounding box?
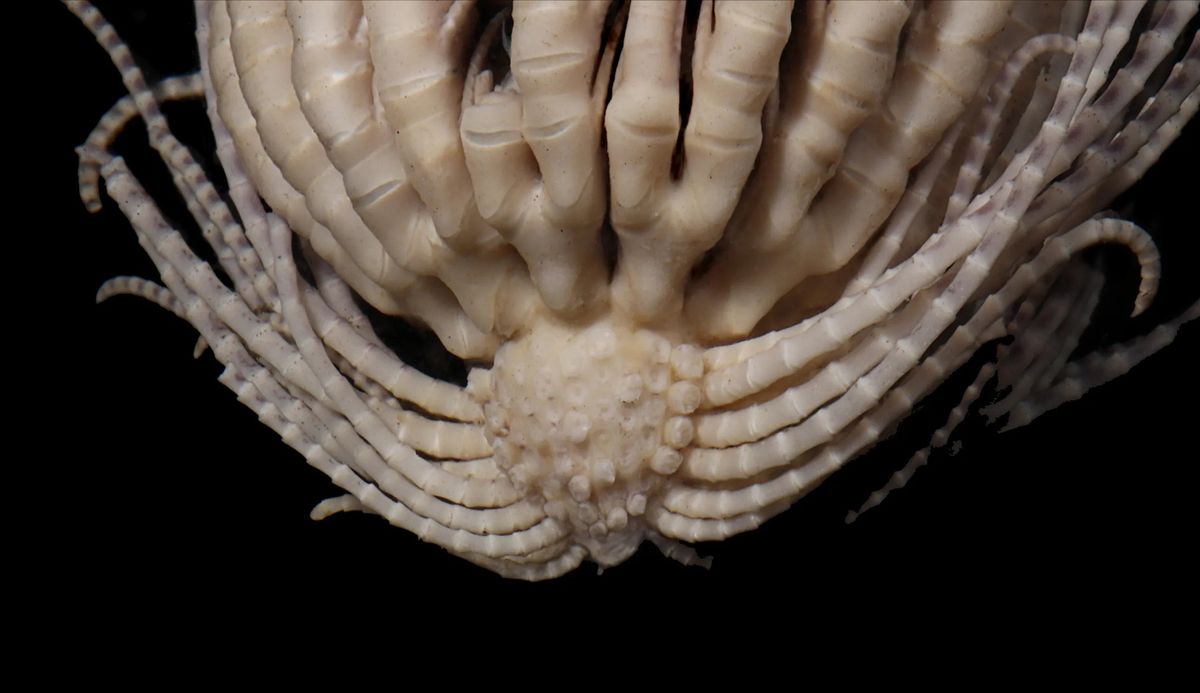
[21,1,1198,639]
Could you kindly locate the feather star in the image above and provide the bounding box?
[63,0,1198,580]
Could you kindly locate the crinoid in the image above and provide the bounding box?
[68,0,1198,579]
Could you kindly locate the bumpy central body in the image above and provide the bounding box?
[475,318,704,565]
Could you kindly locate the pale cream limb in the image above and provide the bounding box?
[378,402,491,462]
[985,262,1106,421]
[493,539,581,567]
[340,355,405,409]
[101,159,322,396]
[99,156,564,555]
[198,2,281,310]
[1026,269,1106,397]
[688,294,992,484]
[1004,301,1199,431]
[96,276,191,324]
[700,230,985,409]
[304,248,380,346]
[845,361,998,524]
[701,1,1126,407]
[603,0,683,222]
[207,1,404,315]
[101,152,531,527]
[226,2,416,300]
[949,0,1066,216]
[607,0,793,322]
[233,360,562,557]
[693,166,1157,484]
[287,0,446,278]
[439,458,503,481]
[299,282,484,423]
[337,355,493,462]
[681,216,1161,490]
[309,494,365,521]
[982,5,1082,195]
[726,207,1151,514]
[945,34,1077,222]
[76,73,203,213]
[440,248,546,338]
[226,0,506,361]
[398,277,500,361]
[85,12,260,311]
[1043,5,1198,180]
[1026,23,1200,230]
[268,232,568,550]
[688,1,1014,339]
[1079,1,1149,114]
[840,0,1065,285]
[264,215,532,510]
[288,0,521,345]
[462,544,588,581]
[1007,0,1069,41]
[362,6,544,336]
[1060,84,1200,231]
[164,142,272,311]
[753,263,862,337]
[67,1,276,315]
[304,246,492,417]
[511,1,611,225]
[722,0,911,260]
[284,370,520,521]
[461,3,612,315]
[987,0,1065,64]
[96,277,215,363]
[700,2,1075,354]
[647,533,712,570]
[986,29,1198,302]
[362,0,493,252]
[78,106,259,313]
[74,7,263,322]
[304,244,492,403]
[459,11,538,233]
[845,120,967,296]
[93,161,348,478]
[692,290,933,449]
[652,308,997,534]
